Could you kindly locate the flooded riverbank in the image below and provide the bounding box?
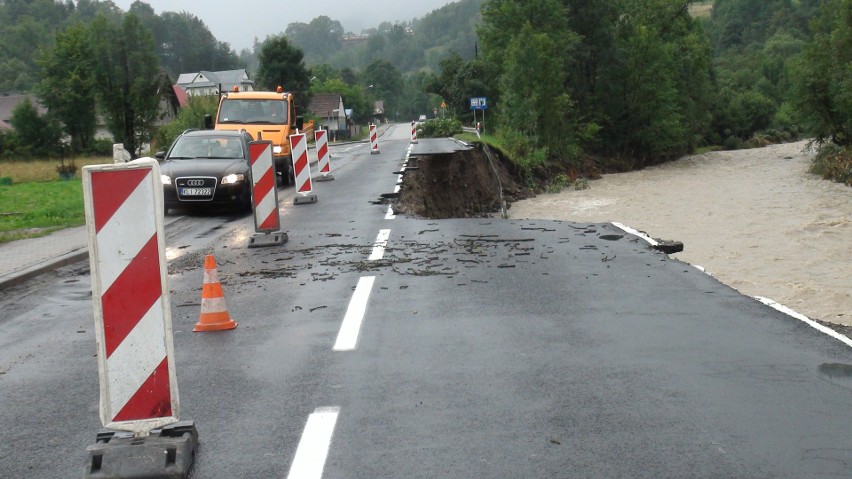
[509,141,851,326]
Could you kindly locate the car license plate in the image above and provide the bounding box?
[180,187,212,196]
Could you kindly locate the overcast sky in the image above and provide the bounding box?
[111,0,458,51]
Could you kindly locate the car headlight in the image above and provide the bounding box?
[161,175,172,185]
[221,173,245,185]
[273,146,282,154]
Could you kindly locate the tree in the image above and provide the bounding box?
[36,22,97,153]
[426,53,497,123]
[0,0,74,91]
[9,97,61,158]
[499,24,577,158]
[398,72,441,121]
[285,16,344,64]
[479,0,713,168]
[155,11,239,77]
[311,78,370,125]
[791,0,852,146]
[256,34,312,106]
[89,13,162,157]
[361,59,403,119]
[153,94,219,153]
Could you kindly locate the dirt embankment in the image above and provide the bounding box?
[393,144,530,219]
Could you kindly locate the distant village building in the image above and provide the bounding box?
[154,71,182,127]
[342,33,370,46]
[308,93,347,140]
[0,93,47,131]
[175,69,254,96]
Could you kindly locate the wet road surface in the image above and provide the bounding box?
[0,127,850,478]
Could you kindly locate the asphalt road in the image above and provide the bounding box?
[0,125,850,478]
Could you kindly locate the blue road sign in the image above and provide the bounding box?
[470,97,487,110]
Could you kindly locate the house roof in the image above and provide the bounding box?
[176,73,197,84]
[308,93,344,117]
[0,93,47,125]
[173,85,189,107]
[176,69,254,92]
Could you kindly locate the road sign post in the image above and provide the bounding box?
[470,97,488,133]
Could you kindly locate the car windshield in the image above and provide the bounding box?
[218,99,288,125]
[168,136,243,159]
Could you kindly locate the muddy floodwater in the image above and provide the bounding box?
[509,141,851,326]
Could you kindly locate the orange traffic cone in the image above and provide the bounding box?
[193,254,237,332]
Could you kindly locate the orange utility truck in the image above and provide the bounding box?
[207,86,314,185]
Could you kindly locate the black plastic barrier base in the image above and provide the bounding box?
[315,174,335,182]
[83,421,198,479]
[293,194,318,205]
[249,231,289,248]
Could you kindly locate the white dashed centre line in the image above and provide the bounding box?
[333,276,376,351]
[368,229,391,261]
[286,407,340,479]
[385,205,396,220]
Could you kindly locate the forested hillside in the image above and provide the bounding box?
[0,0,239,92]
[285,0,482,73]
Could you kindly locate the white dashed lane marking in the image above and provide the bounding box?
[368,229,391,261]
[333,276,376,352]
[286,407,340,479]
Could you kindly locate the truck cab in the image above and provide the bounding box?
[210,86,309,185]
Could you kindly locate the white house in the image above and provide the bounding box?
[175,69,254,96]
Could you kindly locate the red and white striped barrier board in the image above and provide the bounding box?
[290,132,313,195]
[82,158,179,434]
[369,124,380,154]
[249,140,280,232]
[410,121,418,144]
[315,129,333,177]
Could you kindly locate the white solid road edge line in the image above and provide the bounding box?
[754,296,852,348]
[286,406,341,479]
[333,276,376,351]
[368,229,391,261]
[613,222,850,348]
[611,222,659,247]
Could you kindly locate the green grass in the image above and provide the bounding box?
[0,179,85,243]
[455,132,504,151]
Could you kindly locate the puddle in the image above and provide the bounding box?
[818,363,852,383]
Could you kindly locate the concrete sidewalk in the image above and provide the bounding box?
[0,225,90,289]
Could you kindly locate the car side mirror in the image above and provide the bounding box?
[155,151,165,159]
[295,116,304,131]
[203,114,213,130]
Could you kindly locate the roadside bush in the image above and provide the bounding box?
[417,117,462,138]
[722,135,742,150]
[811,143,852,186]
[544,173,570,193]
[87,138,114,156]
[153,95,218,153]
[8,99,62,159]
[496,128,547,185]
